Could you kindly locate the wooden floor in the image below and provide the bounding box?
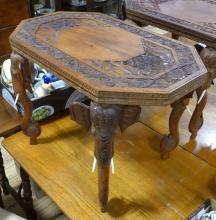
[2,116,216,220]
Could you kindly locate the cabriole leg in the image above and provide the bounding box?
[189,86,207,139]
[189,47,216,139]
[160,93,193,159]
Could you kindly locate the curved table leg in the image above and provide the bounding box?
[90,102,121,212]
[10,52,41,145]
[189,47,216,139]
[160,93,192,160]
[20,167,37,220]
[189,87,207,139]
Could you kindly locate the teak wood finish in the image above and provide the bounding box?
[9,12,207,211]
[125,0,216,141]
[3,115,216,219]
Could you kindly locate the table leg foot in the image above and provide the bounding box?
[160,135,175,160]
[90,102,121,212]
[160,93,192,159]
[10,52,41,145]
[30,135,39,145]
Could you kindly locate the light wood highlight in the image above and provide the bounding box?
[3,115,216,219]
[37,25,144,62]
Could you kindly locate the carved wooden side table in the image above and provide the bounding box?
[9,12,207,212]
[126,0,216,140]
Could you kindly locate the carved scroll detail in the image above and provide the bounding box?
[10,52,41,144]
[200,47,216,86]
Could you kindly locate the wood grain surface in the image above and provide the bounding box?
[3,115,216,219]
[0,27,15,56]
[0,0,30,63]
[10,12,207,105]
[0,0,30,28]
[126,0,216,47]
[37,26,144,61]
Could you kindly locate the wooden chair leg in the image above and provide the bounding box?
[20,167,37,220]
[90,102,121,212]
[160,92,193,160]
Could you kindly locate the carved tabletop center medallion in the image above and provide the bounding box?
[36,19,145,62]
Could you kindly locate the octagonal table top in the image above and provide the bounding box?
[10,12,207,105]
[126,0,216,48]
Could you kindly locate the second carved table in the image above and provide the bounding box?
[126,0,216,140]
[9,12,207,212]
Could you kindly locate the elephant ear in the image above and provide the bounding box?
[119,106,141,132]
[69,102,91,131]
